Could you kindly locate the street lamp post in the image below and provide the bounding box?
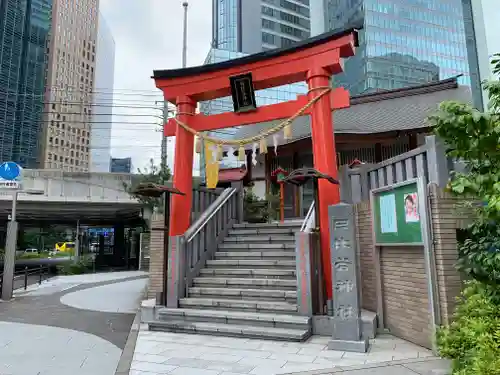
[1,189,45,301]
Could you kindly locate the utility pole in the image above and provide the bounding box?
[158,2,188,212]
[161,101,169,171]
[182,2,188,68]
[160,1,187,181]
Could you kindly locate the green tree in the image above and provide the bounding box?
[428,53,500,288]
[429,54,500,374]
[20,225,68,250]
[123,158,171,212]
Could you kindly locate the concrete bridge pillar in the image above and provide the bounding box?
[113,223,125,266]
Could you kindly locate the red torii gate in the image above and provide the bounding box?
[153,27,358,300]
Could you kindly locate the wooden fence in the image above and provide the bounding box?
[339,135,451,203]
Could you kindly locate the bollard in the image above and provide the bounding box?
[39,265,43,285]
[24,266,28,290]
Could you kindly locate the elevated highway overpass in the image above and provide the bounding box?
[0,169,142,225]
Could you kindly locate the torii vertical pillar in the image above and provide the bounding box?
[307,67,340,301]
[170,95,196,236]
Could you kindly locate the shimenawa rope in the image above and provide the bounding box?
[172,86,331,147]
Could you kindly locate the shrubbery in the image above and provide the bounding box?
[57,256,93,275]
[428,53,500,374]
[437,281,500,374]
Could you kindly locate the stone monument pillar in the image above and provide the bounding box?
[328,203,369,353]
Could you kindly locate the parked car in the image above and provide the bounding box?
[24,248,39,254]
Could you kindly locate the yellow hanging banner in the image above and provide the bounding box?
[205,141,220,189]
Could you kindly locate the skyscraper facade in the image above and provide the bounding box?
[469,0,500,109]
[310,0,484,109]
[40,0,99,171]
[90,11,115,173]
[0,0,52,168]
[212,0,311,54]
[201,1,312,178]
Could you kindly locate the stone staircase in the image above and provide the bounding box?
[148,221,312,341]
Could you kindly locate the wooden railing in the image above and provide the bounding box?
[339,135,451,203]
[191,186,225,222]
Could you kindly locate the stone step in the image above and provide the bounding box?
[206,259,296,269]
[224,235,295,243]
[192,277,296,290]
[215,247,295,254]
[215,251,295,260]
[179,297,298,313]
[218,243,295,250]
[233,222,302,229]
[188,287,297,302]
[199,268,296,279]
[229,228,295,236]
[148,320,310,342]
[157,308,309,331]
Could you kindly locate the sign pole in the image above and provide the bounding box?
[0,162,23,301]
[1,191,19,301]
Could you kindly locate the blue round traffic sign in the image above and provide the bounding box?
[0,162,21,180]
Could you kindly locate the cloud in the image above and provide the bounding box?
[99,0,211,173]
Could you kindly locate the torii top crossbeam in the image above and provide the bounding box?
[152,25,359,301]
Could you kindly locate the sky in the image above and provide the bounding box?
[99,0,212,173]
[97,0,500,174]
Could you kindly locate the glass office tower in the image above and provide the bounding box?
[0,0,52,167]
[200,1,312,179]
[315,0,483,109]
[212,0,311,54]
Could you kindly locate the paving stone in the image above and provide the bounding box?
[133,353,170,364]
[298,348,344,359]
[341,365,418,374]
[239,357,288,368]
[131,361,178,373]
[402,359,451,374]
[268,353,318,363]
[169,367,221,375]
[129,371,162,375]
[278,362,340,374]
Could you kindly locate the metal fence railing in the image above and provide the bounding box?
[0,265,50,297]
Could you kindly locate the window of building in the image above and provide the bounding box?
[262,32,275,44]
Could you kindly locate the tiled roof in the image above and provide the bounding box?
[153,25,361,79]
[231,77,472,149]
[219,167,247,182]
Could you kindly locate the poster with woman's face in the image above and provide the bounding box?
[404,193,419,223]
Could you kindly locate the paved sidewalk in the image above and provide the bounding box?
[0,271,148,375]
[130,327,449,375]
